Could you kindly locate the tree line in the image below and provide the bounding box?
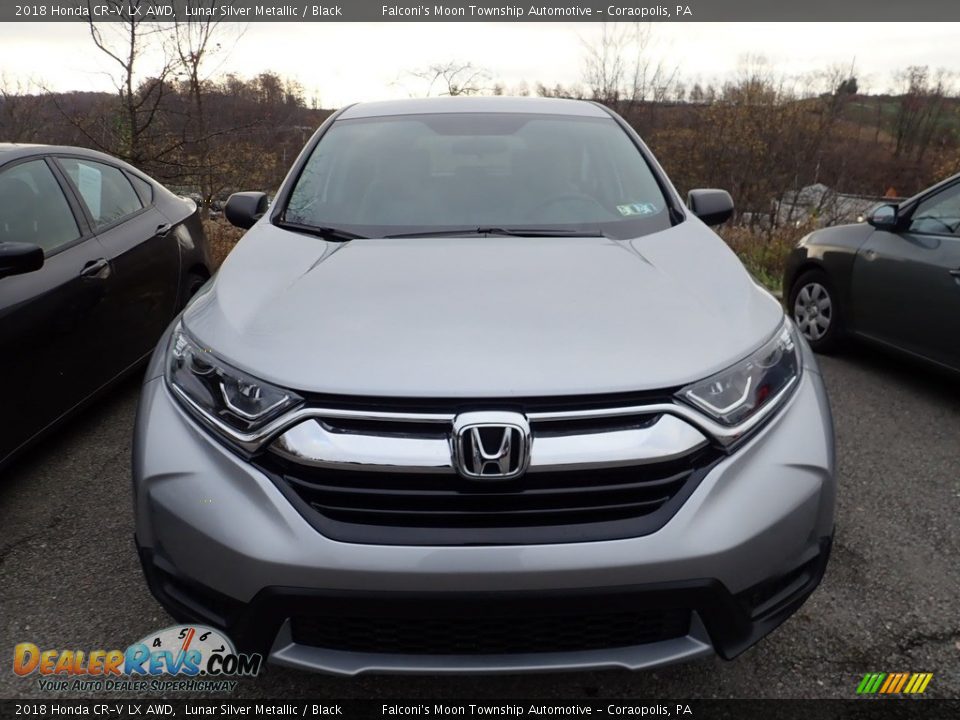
[2,2,329,217]
[2,17,958,230]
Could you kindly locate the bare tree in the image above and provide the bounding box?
[582,24,627,102]
[535,82,585,99]
[172,2,246,216]
[75,0,178,164]
[818,61,859,123]
[581,23,679,125]
[623,24,679,107]
[892,66,952,162]
[404,62,492,97]
[0,76,50,143]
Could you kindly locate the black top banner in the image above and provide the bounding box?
[4,0,960,22]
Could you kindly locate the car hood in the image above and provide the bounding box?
[183,221,784,397]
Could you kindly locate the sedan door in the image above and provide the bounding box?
[851,181,960,369]
[0,157,115,462]
[55,156,181,371]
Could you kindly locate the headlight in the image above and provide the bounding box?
[677,321,801,428]
[165,325,302,436]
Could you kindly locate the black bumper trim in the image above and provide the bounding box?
[136,534,832,662]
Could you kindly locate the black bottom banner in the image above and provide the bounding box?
[1,700,959,720]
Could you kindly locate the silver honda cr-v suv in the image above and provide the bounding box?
[133,96,835,675]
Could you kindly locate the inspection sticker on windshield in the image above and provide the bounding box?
[617,202,657,216]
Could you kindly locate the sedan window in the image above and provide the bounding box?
[0,159,80,254]
[127,172,154,205]
[58,157,143,229]
[909,183,960,236]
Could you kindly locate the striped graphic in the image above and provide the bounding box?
[857,672,933,694]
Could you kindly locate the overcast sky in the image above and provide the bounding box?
[1,22,958,106]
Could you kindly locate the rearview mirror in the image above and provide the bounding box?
[225,192,269,230]
[687,189,734,226]
[0,242,44,279]
[866,203,899,230]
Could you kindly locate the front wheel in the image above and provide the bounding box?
[789,269,844,353]
[180,271,209,311]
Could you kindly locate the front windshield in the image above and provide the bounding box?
[283,112,673,239]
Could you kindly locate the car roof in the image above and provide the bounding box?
[338,96,610,120]
[0,143,147,175]
[0,143,46,159]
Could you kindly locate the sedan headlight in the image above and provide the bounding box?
[678,321,801,428]
[165,325,302,436]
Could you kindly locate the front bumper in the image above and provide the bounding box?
[132,357,836,675]
[138,536,831,674]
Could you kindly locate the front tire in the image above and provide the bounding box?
[789,269,843,353]
[180,271,209,311]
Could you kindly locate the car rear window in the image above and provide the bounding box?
[58,157,143,229]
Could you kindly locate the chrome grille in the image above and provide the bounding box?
[256,401,721,545]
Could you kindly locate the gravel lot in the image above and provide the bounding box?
[1,346,958,700]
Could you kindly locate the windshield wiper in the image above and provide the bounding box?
[477,227,604,237]
[276,221,367,242]
[384,227,605,239]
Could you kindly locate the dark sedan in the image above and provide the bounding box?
[784,172,960,372]
[0,144,210,468]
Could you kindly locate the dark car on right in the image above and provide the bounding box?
[784,172,960,372]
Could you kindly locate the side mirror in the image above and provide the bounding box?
[866,203,899,230]
[224,192,269,230]
[0,242,44,279]
[687,189,734,227]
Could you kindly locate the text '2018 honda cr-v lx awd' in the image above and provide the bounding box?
[133,96,835,675]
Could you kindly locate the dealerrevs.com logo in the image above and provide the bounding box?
[13,625,262,693]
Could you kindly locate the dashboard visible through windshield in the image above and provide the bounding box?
[283,112,674,240]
